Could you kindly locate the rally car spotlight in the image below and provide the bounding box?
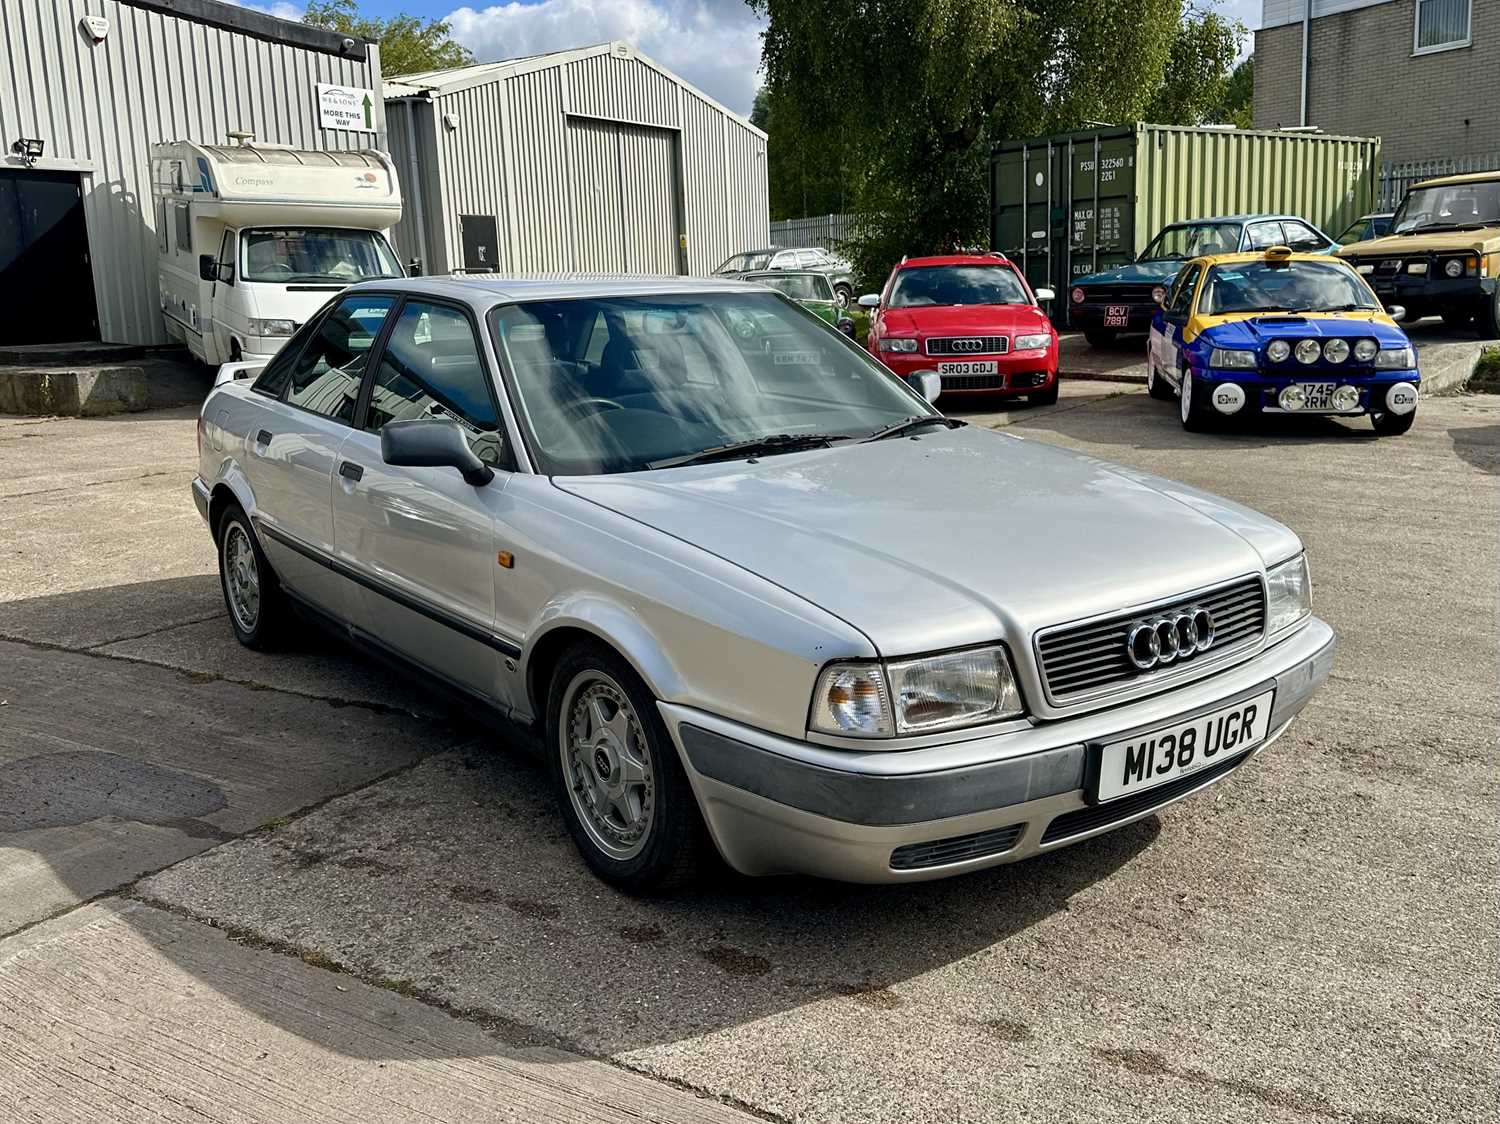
[1294,339,1322,365]
[1385,383,1419,415]
[1331,385,1360,412]
[1353,338,1379,362]
[1279,384,1309,411]
[1323,339,1350,364]
[1267,339,1291,363]
[1211,383,1246,414]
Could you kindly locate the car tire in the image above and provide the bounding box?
[1477,289,1500,339]
[546,642,708,894]
[1179,368,1213,432]
[1146,359,1174,400]
[834,284,853,310]
[1029,383,1059,406]
[215,502,287,649]
[1370,407,1416,436]
[1084,329,1116,348]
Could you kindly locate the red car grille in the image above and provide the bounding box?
[925,336,1009,356]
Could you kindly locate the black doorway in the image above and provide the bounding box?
[459,214,499,273]
[0,170,100,345]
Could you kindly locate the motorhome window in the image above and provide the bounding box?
[240,228,401,284]
[156,200,168,253]
[284,295,395,422]
[174,204,191,255]
[217,230,236,285]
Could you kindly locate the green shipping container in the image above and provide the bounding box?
[991,123,1381,318]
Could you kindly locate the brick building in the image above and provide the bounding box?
[1254,0,1497,165]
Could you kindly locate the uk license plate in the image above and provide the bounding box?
[1093,690,1275,803]
[1103,305,1129,326]
[936,360,998,376]
[1295,382,1338,410]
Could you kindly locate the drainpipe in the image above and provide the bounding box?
[1300,0,1312,127]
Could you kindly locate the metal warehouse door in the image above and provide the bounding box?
[567,119,682,275]
[0,170,99,345]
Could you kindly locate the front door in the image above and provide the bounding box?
[332,296,512,703]
[0,170,99,345]
[460,215,499,273]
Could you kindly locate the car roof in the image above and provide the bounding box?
[740,270,824,279]
[898,253,1015,269]
[1412,169,1500,189]
[1164,214,1306,227]
[343,274,762,305]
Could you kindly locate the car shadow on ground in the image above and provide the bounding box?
[1,573,1158,1062]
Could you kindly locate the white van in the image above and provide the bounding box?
[151,139,404,365]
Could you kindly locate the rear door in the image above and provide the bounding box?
[250,293,395,618]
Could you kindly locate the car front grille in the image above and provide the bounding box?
[926,336,1009,356]
[1040,749,1250,844]
[890,823,1025,871]
[1035,576,1266,703]
[940,373,1006,390]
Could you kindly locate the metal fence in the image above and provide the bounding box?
[768,213,855,249]
[1378,155,1500,209]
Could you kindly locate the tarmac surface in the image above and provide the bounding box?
[1,377,1496,1122]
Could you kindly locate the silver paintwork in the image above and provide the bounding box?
[196,275,1333,883]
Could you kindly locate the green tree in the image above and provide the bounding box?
[303,0,474,76]
[753,86,850,221]
[1210,54,1254,129]
[1145,6,1243,125]
[749,0,1242,286]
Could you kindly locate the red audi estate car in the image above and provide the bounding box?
[861,253,1060,404]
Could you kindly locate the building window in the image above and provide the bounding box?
[1415,0,1471,53]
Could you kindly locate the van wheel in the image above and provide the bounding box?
[547,642,707,894]
[216,503,287,649]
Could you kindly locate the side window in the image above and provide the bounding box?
[1168,266,1201,317]
[1246,222,1285,250]
[285,295,395,422]
[217,229,236,285]
[365,300,503,465]
[156,199,169,253]
[1284,221,1330,251]
[174,203,191,255]
[796,250,820,268]
[250,314,322,398]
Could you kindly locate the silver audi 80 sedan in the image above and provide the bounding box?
[193,275,1334,891]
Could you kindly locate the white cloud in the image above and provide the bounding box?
[222,0,306,19]
[444,0,765,116]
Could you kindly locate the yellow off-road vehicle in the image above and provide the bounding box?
[1337,171,1500,338]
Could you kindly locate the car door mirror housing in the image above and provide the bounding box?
[198,254,217,282]
[908,371,942,403]
[1386,304,1406,322]
[858,294,881,309]
[380,418,495,486]
[1035,287,1055,302]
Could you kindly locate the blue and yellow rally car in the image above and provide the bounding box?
[1147,247,1419,435]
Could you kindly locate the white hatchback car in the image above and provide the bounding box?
[194,276,1333,891]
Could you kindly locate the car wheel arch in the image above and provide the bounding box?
[522,602,685,725]
[208,477,256,539]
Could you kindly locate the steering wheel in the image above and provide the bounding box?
[559,397,625,420]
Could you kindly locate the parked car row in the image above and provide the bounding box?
[714,246,856,308]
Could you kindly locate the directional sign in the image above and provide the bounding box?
[317,83,376,133]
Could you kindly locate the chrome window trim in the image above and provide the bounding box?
[1031,571,1269,710]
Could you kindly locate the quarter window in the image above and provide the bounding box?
[1168,267,1202,317]
[1415,0,1470,51]
[284,295,395,422]
[173,203,191,255]
[1283,221,1330,251]
[1245,222,1286,250]
[365,300,503,465]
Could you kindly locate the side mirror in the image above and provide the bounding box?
[213,360,266,387]
[858,293,881,309]
[908,371,942,403]
[198,255,217,282]
[1035,287,1055,302]
[1386,304,1406,322]
[380,418,495,486]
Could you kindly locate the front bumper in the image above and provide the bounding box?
[1198,370,1421,416]
[1368,272,1495,312]
[662,617,1334,882]
[879,348,1058,395]
[191,476,211,523]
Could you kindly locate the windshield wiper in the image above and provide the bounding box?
[647,432,848,470]
[1295,303,1368,313]
[861,415,965,442]
[1399,222,1488,235]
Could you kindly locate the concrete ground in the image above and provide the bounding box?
[1,379,1496,1123]
[1059,317,1490,395]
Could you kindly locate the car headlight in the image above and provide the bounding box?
[810,645,1024,737]
[1294,339,1322,365]
[1353,338,1379,362]
[1151,286,1167,304]
[1014,332,1052,350]
[1209,347,1257,370]
[1071,287,1085,304]
[249,318,297,337]
[1443,258,1463,278]
[1266,554,1312,635]
[1406,262,1428,275]
[1355,263,1375,275]
[1267,339,1292,363]
[1374,346,1416,369]
[879,337,919,353]
[1323,339,1350,363]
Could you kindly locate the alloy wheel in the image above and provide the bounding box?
[560,671,655,860]
[1180,369,1192,424]
[222,522,260,632]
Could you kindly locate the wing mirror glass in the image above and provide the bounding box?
[198,254,217,282]
[1386,304,1406,322]
[380,418,495,486]
[1035,287,1055,302]
[858,293,881,309]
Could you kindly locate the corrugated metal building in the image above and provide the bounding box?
[383,42,769,278]
[0,0,384,346]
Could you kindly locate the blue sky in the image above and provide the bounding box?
[234,0,1261,117]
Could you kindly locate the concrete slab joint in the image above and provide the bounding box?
[0,366,150,417]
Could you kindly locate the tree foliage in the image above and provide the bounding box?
[754,87,852,221]
[749,0,1244,285]
[303,0,474,76]
[1210,54,1255,129]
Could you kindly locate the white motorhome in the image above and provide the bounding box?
[151,139,403,364]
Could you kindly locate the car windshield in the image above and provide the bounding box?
[1201,260,1380,315]
[490,293,927,475]
[240,228,401,283]
[749,273,831,301]
[1140,223,1242,261]
[887,265,1029,307]
[716,252,773,273]
[1391,181,1500,233]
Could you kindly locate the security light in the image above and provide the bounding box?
[11,138,44,166]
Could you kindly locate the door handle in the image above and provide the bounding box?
[255,429,273,446]
[339,461,364,482]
